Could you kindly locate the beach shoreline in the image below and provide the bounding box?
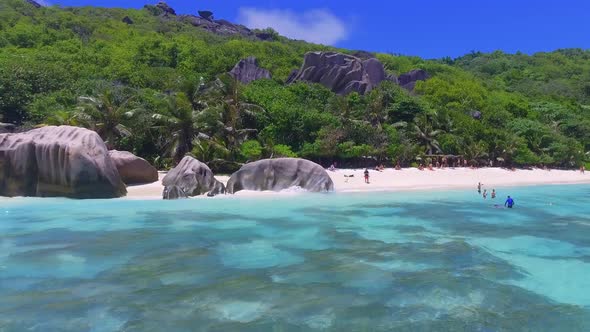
[123,167,590,199]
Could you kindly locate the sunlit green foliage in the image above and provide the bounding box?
[0,0,588,169]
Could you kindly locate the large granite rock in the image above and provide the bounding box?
[398,69,430,91]
[181,15,256,38]
[156,1,176,16]
[229,57,271,84]
[226,158,334,194]
[0,126,126,198]
[162,156,225,199]
[108,150,158,185]
[289,52,387,95]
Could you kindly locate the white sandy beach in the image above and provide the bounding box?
[124,168,590,199]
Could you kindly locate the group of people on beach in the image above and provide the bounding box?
[478,182,514,208]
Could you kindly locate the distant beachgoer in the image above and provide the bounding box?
[418,164,425,171]
[395,162,402,170]
[436,161,441,168]
[329,163,336,172]
[463,159,468,167]
[491,189,496,199]
[505,196,515,208]
[581,165,586,174]
[483,189,487,199]
[477,182,483,194]
[428,163,434,171]
[364,169,370,184]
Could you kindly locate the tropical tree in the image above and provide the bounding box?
[75,90,139,148]
[201,78,267,160]
[413,112,444,155]
[151,92,203,163]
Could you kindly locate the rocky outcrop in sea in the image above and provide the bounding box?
[162,156,225,199]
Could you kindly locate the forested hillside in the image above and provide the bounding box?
[1,0,589,170]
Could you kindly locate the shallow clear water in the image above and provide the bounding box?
[1,185,590,331]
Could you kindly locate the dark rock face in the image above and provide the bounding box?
[363,58,387,87]
[0,126,126,198]
[156,1,176,16]
[286,69,299,84]
[108,150,158,185]
[398,69,430,91]
[162,156,225,199]
[229,57,271,84]
[198,10,214,20]
[386,74,399,84]
[25,0,42,8]
[226,158,334,194]
[181,16,255,38]
[289,52,387,95]
[122,16,134,24]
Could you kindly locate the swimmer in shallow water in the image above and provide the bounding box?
[505,196,515,208]
[491,189,496,199]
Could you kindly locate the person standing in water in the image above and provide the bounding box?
[477,182,483,194]
[483,189,487,199]
[505,196,515,208]
[491,189,496,199]
[364,169,370,184]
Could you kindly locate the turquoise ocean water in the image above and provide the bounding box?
[1,184,590,331]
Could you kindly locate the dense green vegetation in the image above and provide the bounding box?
[1,0,589,171]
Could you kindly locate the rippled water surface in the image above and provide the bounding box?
[1,185,590,331]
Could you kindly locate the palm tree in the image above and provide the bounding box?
[75,90,138,148]
[413,112,444,155]
[152,92,204,163]
[43,110,80,126]
[202,78,266,160]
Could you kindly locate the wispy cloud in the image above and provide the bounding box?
[237,8,349,45]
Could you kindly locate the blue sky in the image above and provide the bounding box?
[45,0,590,58]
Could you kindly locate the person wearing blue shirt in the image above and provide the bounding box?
[505,196,515,208]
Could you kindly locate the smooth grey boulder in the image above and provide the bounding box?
[0,126,126,198]
[398,69,430,91]
[162,186,188,200]
[229,57,271,84]
[162,156,225,199]
[226,158,334,194]
[108,150,158,185]
[289,52,387,95]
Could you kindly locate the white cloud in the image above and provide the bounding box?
[237,8,349,45]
